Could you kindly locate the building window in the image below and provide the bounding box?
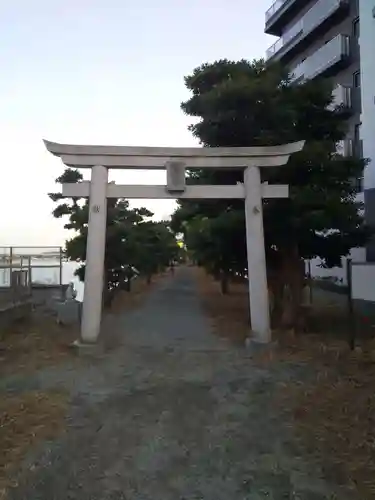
[353,17,360,38]
[353,71,361,88]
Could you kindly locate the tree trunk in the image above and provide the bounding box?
[268,273,285,328]
[220,271,230,295]
[124,277,131,292]
[101,271,111,309]
[102,286,115,309]
[279,246,305,331]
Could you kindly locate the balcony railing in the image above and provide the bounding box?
[265,0,289,21]
[290,34,350,82]
[266,0,349,60]
[267,20,302,59]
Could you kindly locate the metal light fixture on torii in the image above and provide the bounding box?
[44,139,305,346]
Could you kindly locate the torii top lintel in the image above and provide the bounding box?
[43,140,305,170]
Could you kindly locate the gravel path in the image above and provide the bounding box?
[7,267,348,499]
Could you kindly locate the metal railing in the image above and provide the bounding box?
[0,246,64,309]
[265,0,289,21]
[290,34,350,82]
[267,20,302,59]
[266,0,348,59]
[0,246,63,287]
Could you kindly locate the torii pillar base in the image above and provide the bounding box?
[245,338,279,357]
[70,339,104,356]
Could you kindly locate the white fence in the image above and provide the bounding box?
[306,247,367,287]
[351,263,375,302]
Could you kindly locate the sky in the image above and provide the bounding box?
[0,0,275,247]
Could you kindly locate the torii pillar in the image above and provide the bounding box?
[44,140,305,345]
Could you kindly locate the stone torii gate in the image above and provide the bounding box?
[44,140,305,345]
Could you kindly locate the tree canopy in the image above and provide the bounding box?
[171,59,370,325]
[49,168,179,305]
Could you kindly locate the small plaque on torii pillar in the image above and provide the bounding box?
[166,161,186,193]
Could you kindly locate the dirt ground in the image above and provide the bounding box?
[197,269,375,499]
[0,390,69,499]
[1,267,374,498]
[0,274,167,498]
[0,274,168,377]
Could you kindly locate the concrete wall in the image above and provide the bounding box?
[30,284,67,306]
[0,284,68,331]
[352,262,375,301]
[0,287,30,309]
[351,262,375,320]
[0,301,32,331]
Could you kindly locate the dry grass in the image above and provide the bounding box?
[109,272,168,314]
[0,315,79,378]
[0,317,76,498]
[277,369,375,499]
[0,274,168,376]
[194,267,249,345]
[195,268,375,498]
[275,332,375,498]
[0,390,68,499]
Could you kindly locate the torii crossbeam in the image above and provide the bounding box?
[44,140,305,346]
